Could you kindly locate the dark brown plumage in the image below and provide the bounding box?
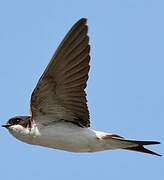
[30,18,90,127]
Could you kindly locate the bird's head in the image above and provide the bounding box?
[2,116,32,141]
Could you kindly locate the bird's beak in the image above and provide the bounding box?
[2,124,11,128]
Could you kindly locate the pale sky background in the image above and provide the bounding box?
[0,0,163,179]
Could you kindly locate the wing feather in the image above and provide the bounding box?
[30,18,90,127]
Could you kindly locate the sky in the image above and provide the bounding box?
[0,0,163,179]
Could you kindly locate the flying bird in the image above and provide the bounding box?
[2,18,161,156]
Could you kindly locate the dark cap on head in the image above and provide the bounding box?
[2,116,31,128]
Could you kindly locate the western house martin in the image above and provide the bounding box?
[2,18,161,156]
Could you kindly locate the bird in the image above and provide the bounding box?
[2,18,161,156]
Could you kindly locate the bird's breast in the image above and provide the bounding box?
[31,122,102,152]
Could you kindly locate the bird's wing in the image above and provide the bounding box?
[30,18,90,127]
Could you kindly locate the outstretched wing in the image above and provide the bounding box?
[30,18,90,127]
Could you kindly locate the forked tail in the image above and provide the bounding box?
[103,135,161,156]
[122,139,161,156]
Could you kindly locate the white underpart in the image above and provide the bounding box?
[8,121,137,152]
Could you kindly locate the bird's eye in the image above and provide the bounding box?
[13,118,21,124]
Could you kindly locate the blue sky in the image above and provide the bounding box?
[0,0,163,179]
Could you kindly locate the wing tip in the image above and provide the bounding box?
[79,18,87,23]
[76,18,87,27]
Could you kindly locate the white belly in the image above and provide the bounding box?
[31,122,105,152]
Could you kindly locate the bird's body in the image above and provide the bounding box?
[8,119,155,153]
[9,120,112,152]
[3,18,161,156]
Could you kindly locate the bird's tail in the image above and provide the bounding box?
[122,139,161,156]
[102,134,161,156]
